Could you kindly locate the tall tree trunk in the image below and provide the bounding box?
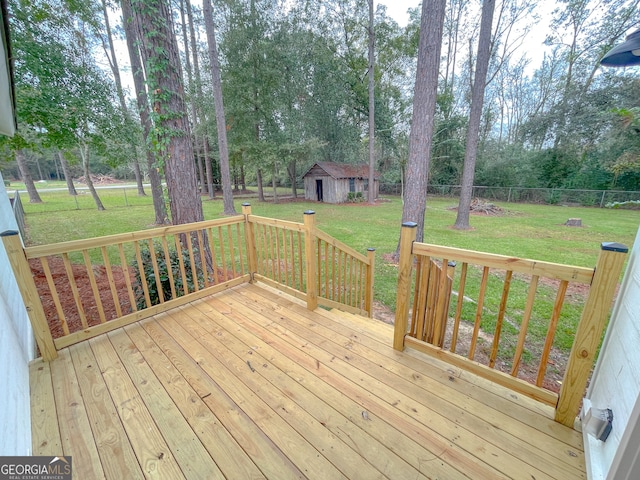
[53,153,61,181]
[288,160,297,198]
[399,0,447,244]
[257,168,264,202]
[58,151,77,195]
[240,162,246,191]
[185,0,215,198]
[101,0,145,197]
[35,158,44,180]
[204,136,214,199]
[178,0,205,196]
[129,0,202,225]
[79,141,105,211]
[195,140,205,194]
[122,0,167,224]
[203,136,215,198]
[203,0,236,215]
[367,0,376,204]
[454,0,496,230]
[271,166,278,204]
[15,150,42,203]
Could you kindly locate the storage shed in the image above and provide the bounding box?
[302,162,379,203]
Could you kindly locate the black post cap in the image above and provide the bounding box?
[402,222,418,228]
[0,230,19,237]
[601,242,629,253]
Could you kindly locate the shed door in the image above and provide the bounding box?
[316,179,323,202]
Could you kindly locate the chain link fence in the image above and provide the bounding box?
[379,184,640,208]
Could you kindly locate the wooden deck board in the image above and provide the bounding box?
[30,282,586,480]
[68,341,143,479]
[234,284,586,476]
[218,287,577,480]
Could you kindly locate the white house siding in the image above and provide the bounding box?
[0,172,34,456]
[584,227,640,479]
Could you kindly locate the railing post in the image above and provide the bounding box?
[555,242,628,427]
[242,203,258,281]
[365,248,376,317]
[394,222,417,351]
[304,211,318,311]
[1,231,58,361]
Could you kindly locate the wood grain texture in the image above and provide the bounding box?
[31,283,585,479]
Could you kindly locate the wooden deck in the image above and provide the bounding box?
[29,282,586,479]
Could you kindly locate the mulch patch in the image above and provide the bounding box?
[29,257,135,339]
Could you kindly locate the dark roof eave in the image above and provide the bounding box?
[0,0,16,137]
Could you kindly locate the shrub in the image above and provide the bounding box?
[347,191,365,202]
[132,242,203,309]
[605,200,640,210]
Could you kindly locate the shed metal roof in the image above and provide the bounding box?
[302,162,380,180]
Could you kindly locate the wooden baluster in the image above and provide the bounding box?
[82,248,107,322]
[282,226,289,286]
[227,225,237,278]
[186,233,200,291]
[450,262,468,354]
[196,230,210,288]
[159,238,177,300]
[537,280,568,386]
[433,258,451,347]
[217,226,228,282]
[469,266,490,360]
[322,241,328,298]
[146,240,166,302]
[236,222,245,275]
[173,235,189,295]
[412,257,429,340]
[101,246,122,319]
[349,255,355,308]
[134,241,152,307]
[118,243,137,311]
[40,257,69,335]
[297,231,303,291]
[511,275,539,376]
[489,270,512,368]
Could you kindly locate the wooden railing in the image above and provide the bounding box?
[10,190,26,239]
[243,204,375,316]
[394,221,628,427]
[2,205,375,362]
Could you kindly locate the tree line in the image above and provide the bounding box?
[1,0,638,234]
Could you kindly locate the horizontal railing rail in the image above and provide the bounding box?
[394,221,627,427]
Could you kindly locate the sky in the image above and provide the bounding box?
[377,0,555,74]
[378,0,417,26]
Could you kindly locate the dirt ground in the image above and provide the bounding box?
[29,257,135,339]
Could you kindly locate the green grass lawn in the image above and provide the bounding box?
[23,191,638,309]
[17,189,638,376]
